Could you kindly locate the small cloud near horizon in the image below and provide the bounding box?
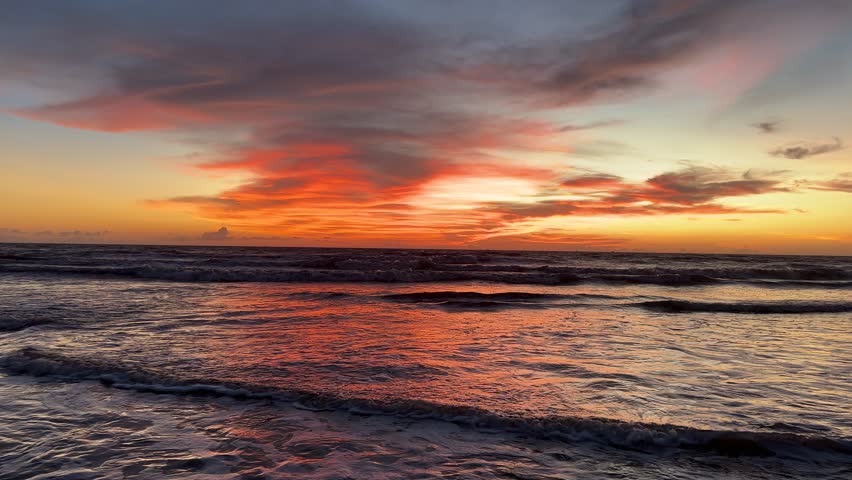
[201,227,229,241]
[0,228,110,242]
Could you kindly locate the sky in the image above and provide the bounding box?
[1,0,851,255]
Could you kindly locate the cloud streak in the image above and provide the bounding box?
[770,137,844,160]
[0,228,110,242]
[807,173,852,193]
[489,166,788,222]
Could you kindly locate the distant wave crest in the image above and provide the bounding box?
[4,262,850,288]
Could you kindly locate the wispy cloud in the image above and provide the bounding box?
[806,172,852,193]
[557,120,623,132]
[561,174,624,189]
[770,137,844,159]
[488,166,788,223]
[0,228,110,242]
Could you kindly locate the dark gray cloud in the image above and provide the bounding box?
[752,121,780,133]
[0,1,794,125]
[473,0,770,106]
[641,167,788,205]
[770,137,844,159]
[561,174,623,188]
[200,226,229,240]
[558,120,623,132]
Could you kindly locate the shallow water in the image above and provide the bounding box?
[1,244,850,479]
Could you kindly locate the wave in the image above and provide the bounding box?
[382,291,619,303]
[289,256,852,280]
[0,264,527,283]
[0,317,58,332]
[0,253,39,261]
[753,280,852,289]
[9,263,847,289]
[4,251,852,289]
[285,258,852,282]
[3,347,850,460]
[417,300,553,311]
[637,300,852,314]
[382,291,569,302]
[381,291,618,310]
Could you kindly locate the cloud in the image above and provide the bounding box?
[468,231,627,250]
[490,166,789,222]
[146,162,793,246]
[561,174,624,189]
[0,1,837,247]
[752,120,780,133]
[0,228,110,242]
[770,137,844,159]
[640,166,789,205]
[57,230,110,238]
[557,120,623,132]
[569,140,633,159]
[807,172,852,193]
[463,0,787,106]
[200,226,229,240]
[322,163,788,246]
[1,1,826,134]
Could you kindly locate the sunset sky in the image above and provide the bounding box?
[1,0,851,254]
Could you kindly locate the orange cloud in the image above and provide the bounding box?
[147,163,790,247]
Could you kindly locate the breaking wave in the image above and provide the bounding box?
[2,347,850,460]
[637,300,852,314]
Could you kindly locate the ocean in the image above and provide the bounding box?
[0,243,850,479]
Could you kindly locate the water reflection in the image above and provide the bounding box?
[189,281,851,434]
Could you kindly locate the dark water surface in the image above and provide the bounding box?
[1,243,850,479]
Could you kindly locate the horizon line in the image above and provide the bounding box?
[1,241,849,258]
